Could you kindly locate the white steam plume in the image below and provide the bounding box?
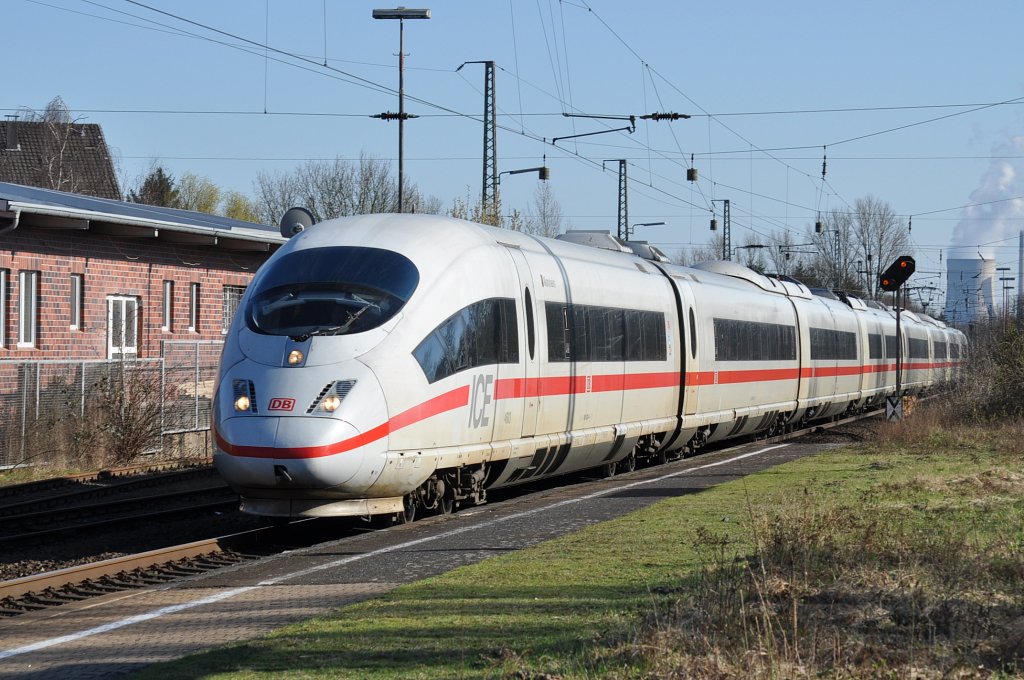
[950,135,1024,259]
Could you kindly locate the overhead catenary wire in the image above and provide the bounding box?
[21,0,1020,260]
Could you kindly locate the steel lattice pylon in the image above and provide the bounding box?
[615,160,628,240]
[481,61,497,213]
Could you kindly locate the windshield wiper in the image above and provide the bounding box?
[295,299,380,340]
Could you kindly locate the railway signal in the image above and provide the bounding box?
[879,255,915,292]
[880,255,915,421]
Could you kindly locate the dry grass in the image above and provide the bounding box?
[579,406,1024,679]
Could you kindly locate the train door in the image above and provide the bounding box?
[502,246,540,438]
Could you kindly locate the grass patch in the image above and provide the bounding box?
[132,416,1024,679]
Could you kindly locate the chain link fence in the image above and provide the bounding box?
[0,340,222,469]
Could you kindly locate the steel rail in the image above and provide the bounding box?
[0,528,265,601]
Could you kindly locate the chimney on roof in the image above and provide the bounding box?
[4,115,18,151]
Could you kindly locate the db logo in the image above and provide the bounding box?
[268,398,296,411]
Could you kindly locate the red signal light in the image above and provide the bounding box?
[879,256,915,292]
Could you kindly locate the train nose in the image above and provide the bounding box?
[214,414,385,492]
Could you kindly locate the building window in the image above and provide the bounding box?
[189,282,200,332]
[107,295,139,358]
[0,269,7,346]
[222,285,246,334]
[18,270,39,348]
[162,280,174,332]
[70,274,84,330]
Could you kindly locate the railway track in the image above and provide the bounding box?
[0,531,265,617]
[0,458,213,506]
[0,408,884,619]
[0,468,235,544]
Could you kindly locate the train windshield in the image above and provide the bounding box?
[246,246,419,339]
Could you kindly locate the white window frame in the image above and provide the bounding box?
[222,285,246,334]
[162,280,174,332]
[17,270,39,348]
[70,273,84,330]
[0,269,7,346]
[107,295,140,359]
[188,282,200,332]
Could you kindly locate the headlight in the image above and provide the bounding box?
[232,379,257,413]
[288,350,304,365]
[306,380,356,414]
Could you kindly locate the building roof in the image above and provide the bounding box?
[0,120,121,200]
[0,181,285,253]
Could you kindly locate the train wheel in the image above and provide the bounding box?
[397,494,417,524]
[601,460,618,478]
[617,451,636,474]
[439,495,455,515]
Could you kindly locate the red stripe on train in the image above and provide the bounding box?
[219,362,962,459]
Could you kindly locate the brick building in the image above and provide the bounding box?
[0,182,283,360]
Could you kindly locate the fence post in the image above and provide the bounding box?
[160,341,166,436]
[80,362,86,418]
[194,342,201,430]
[20,364,27,458]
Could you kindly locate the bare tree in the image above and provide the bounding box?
[17,96,82,194]
[851,195,912,299]
[765,228,810,277]
[806,196,911,298]
[674,232,723,266]
[524,183,564,237]
[253,152,440,224]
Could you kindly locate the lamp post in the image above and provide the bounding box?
[498,164,550,185]
[733,243,766,263]
[372,7,431,213]
[495,164,550,223]
[628,221,664,241]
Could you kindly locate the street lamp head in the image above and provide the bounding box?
[500,166,549,182]
[372,8,431,19]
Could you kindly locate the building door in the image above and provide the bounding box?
[107,295,139,359]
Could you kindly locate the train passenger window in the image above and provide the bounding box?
[688,308,697,359]
[884,334,900,359]
[934,340,947,358]
[908,337,929,359]
[809,328,857,361]
[713,318,796,362]
[524,288,535,360]
[606,308,625,360]
[247,246,419,339]
[623,310,643,361]
[545,302,665,363]
[413,298,519,383]
[868,333,883,359]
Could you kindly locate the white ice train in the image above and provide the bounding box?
[212,214,965,520]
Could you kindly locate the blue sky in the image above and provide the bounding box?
[8,0,1024,310]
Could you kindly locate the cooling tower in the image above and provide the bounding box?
[944,258,996,325]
